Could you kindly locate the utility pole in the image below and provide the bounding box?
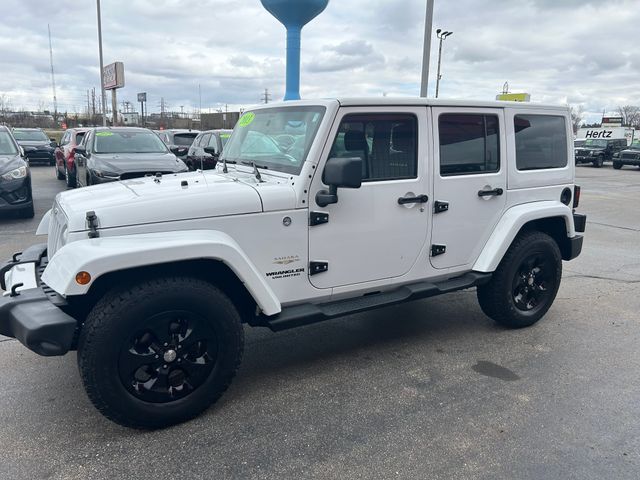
[198,84,202,117]
[96,0,107,126]
[47,24,58,124]
[420,0,434,97]
[435,29,453,98]
[262,88,272,104]
[87,90,91,118]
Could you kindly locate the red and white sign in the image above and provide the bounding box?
[103,62,125,90]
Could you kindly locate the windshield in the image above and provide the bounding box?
[219,132,231,148]
[584,139,607,148]
[13,129,48,142]
[173,133,198,146]
[0,131,19,155]
[94,130,169,154]
[221,106,326,174]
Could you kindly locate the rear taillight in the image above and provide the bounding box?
[573,185,581,208]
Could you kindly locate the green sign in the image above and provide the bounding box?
[96,131,114,137]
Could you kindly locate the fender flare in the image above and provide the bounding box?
[41,230,281,315]
[473,201,575,272]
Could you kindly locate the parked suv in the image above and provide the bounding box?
[185,129,232,170]
[12,128,57,165]
[612,142,640,169]
[156,129,200,162]
[0,98,586,429]
[54,128,88,187]
[574,138,627,167]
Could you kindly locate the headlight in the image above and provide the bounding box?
[1,166,27,181]
[94,169,119,179]
[590,150,597,155]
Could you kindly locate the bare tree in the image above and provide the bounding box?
[617,105,640,127]
[569,105,584,134]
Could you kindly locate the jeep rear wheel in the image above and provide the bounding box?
[77,277,244,429]
[477,231,562,329]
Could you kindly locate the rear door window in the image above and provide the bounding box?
[514,115,567,170]
[438,114,500,176]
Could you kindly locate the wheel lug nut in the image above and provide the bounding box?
[164,343,168,347]
[155,355,159,359]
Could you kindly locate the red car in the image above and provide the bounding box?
[54,128,88,187]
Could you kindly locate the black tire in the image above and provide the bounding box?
[65,166,77,188]
[55,164,65,180]
[612,161,622,170]
[477,231,562,329]
[19,203,35,219]
[593,155,604,168]
[77,277,244,429]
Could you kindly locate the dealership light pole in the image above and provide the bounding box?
[420,0,434,97]
[96,0,107,126]
[435,29,453,98]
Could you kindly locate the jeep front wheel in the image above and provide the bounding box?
[77,277,244,429]
[477,231,562,329]
[613,161,622,170]
[593,155,604,168]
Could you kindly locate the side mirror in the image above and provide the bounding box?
[19,146,25,158]
[203,147,219,157]
[74,146,87,156]
[316,157,362,207]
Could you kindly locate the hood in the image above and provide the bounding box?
[0,155,26,175]
[56,169,296,232]
[92,152,185,173]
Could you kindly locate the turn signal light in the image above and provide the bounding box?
[75,271,92,285]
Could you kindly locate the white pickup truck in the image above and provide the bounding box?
[1,98,586,428]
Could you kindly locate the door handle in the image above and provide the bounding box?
[397,194,429,205]
[477,188,503,197]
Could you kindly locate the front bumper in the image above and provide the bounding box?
[0,244,76,356]
[575,155,598,164]
[24,149,55,163]
[0,176,32,210]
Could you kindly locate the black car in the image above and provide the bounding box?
[185,129,232,170]
[0,126,34,218]
[613,142,640,170]
[74,127,188,187]
[156,129,200,162]
[574,138,627,168]
[12,128,57,166]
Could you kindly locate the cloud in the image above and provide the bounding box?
[0,0,637,125]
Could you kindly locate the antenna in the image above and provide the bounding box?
[260,0,329,100]
[47,24,58,123]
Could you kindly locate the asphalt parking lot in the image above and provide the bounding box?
[1,164,639,480]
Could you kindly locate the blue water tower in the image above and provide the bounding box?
[261,0,330,100]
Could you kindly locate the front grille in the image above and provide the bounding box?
[621,153,639,160]
[120,171,174,180]
[576,149,589,156]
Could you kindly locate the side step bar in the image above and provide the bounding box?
[260,272,491,332]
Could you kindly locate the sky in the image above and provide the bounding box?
[0,0,638,125]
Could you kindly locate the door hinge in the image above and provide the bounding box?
[434,201,449,214]
[309,261,329,275]
[431,244,446,257]
[309,211,329,226]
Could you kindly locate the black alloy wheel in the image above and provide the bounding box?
[511,253,555,314]
[119,310,218,403]
[477,231,562,328]
[77,277,244,429]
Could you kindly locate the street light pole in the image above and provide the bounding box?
[96,0,107,126]
[435,29,453,99]
[420,0,435,97]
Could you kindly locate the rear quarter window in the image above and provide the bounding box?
[514,115,567,170]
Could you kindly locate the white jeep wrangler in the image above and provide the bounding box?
[1,98,586,428]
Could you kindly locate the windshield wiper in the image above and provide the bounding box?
[241,160,267,182]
